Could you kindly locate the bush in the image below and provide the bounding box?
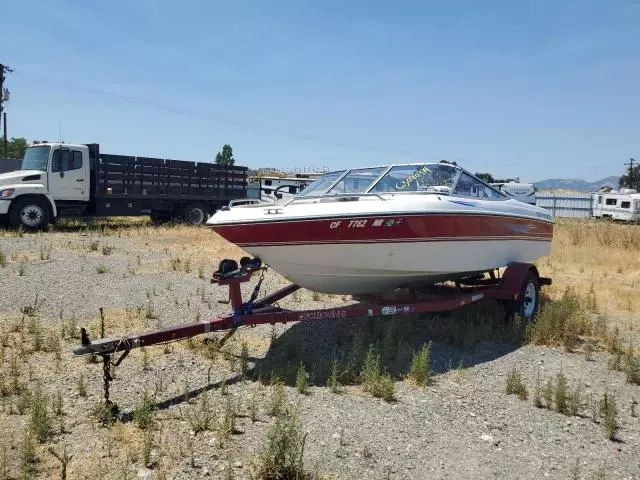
[256,409,311,480]
[505,368,528,400]
[527,288,593,347]
[409,342,432,386]
[133,391,155,430]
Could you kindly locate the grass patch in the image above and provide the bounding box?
[254,408,312,480]
[96,264,109,274]
[505,368,528,400]
[409,342,432,386]
[527,287,597,349]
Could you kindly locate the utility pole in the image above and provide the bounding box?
[625,158,636,189]
[0,63,14,158]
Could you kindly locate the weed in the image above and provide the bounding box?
[361,345,381,391]
[631,399,637,418]
[77,373,87,397]
[377,373,395,402]
[18,261,26,276]
[141,429,155,467]
[542,378,554,409]
[141,347,151,371]
[48,444,73,480]
[267,379,286,417]
[533,372,543,408]
[555,373,569,414]
[256,408,310,480]
[0,249,6,267]
[145,301,158,320]
[624,351,640,385]
[360,346,395,401]
[53,389,64,417]
[102,245,114,255]
[568,383,582,416]
[39,244,52,260]
[296,362,309,395]
[409,341,432,387]
[219,396,238,443]
[527,287,593,347]
[29,384,51,443]
[240,342,249,375]
[506,368,528,400]
[328,359,342,394]
[600,392,619,440]
[185,393,214,433]
[19,428,37,478]
[96,264,108,274]
[133,391,155,430]
[183,259,192,273]
[245,390,257,424]
[198,264,205,279]
[312,291,321,301]
[89,241,99,251]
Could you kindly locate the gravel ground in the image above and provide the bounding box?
[0,224,639,479]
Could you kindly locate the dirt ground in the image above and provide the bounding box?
[0,218,638,479]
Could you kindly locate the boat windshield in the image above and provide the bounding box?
[369,163,459,194]
[325,167,388,195]
[297,170,346,197]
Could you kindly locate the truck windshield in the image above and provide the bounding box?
[21,146,51,171]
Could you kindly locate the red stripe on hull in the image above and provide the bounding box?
[213,214,554,246]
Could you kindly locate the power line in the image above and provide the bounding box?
[11,68,424,161]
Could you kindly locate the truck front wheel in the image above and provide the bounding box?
[183,203,208,225]
[9,197,51,231]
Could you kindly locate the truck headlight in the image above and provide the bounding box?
[0,189,15,198]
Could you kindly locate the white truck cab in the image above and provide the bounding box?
[0,142,90,230]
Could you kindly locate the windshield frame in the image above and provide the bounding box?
[364,163,463,195]
[20,146,51,172]
[290,162,506,201]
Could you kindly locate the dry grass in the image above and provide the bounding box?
[541,219,640,321]
[0,216,638,477]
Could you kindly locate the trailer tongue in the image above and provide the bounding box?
[74,258,550,412]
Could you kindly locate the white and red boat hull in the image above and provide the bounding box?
[210,204,553,294]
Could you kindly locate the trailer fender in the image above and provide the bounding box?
[496,263,539,301]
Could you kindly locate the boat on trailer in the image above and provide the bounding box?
[207,161,554,295]
[74,161,554,407]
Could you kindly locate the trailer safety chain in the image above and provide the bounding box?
[248,268,267,306]
[102,354,112,405]
[232,268,267,326]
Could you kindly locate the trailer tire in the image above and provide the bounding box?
[9,197,51,231]
[183,203,208,225]
[505,270,540,322]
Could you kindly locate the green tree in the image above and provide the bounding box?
[1,136,28,159]
[475,172,496,183]
[619,160,640,190]
[215,144,235,166]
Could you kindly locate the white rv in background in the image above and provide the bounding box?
[490,181,537,205]
[592,189,640,222]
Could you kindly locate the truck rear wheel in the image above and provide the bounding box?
[9,197,51,231]
[183,203,208,225]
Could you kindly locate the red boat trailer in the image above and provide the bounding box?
[73,259,551,409]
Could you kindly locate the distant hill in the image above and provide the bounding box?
[534,176,619,192]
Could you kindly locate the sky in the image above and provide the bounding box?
[2,0,639,182]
